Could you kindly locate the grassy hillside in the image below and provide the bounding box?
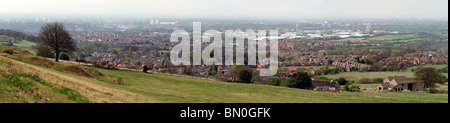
[0,46,448,103]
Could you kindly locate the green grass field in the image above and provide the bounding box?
[281,66,336,71]
[334,34,435,43]
[0,35,37,55]
[92,68,447,103]
[322,65,448,82]
[0,35,11,42]
[366,34,416,41]
[12,40,37,55]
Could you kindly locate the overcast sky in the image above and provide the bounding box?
[0,0,448,18]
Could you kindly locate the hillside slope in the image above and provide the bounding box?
[0,46,448,103]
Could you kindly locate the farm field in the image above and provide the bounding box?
[0,35,37,55]
[322,65,448,82]
[92,68,448,103]
[334,34,435,43]
[281,66,336,71]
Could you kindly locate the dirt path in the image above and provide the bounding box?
[1,56,159,103]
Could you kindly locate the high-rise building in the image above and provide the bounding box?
[366,24,373,34]
[150,19,155,25]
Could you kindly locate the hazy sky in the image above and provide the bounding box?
[0,0,448,18]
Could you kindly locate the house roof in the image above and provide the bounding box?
[395,78,424,84]
[378,83,390,88]
[387,76,407,81]
[311,80,340,87]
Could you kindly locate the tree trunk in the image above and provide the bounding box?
[55,52,60,62]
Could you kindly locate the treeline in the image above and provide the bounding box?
[0,29,38,42]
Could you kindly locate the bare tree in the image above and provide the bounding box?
[38,22,76,62]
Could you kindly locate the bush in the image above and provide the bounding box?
[239,70,252,83]
[2,42,13,46]
[268,78,282,86]
[343,83,352,91]
[343,83,360,92]
[252,75,260,82]
[428,88,439,93]
[351,85,360,92]
[182,67,194,76]
[143,65,149,73]
[293,72,312,89]
[316,76,331,81]
[36,46,55,58]
[3,49,14,54]
[92,61,117,70]
[281,78,296,87]
[372,78,384,83]
[60,54,70,61]
[334,77,349,85]
[357,78,373,84]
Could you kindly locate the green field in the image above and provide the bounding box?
[92,68,448,103]
[366,34,417,41]
[281,66,336,71]
[0,35,11,42]
[322,65,448,82]
[0,35,37,55]
[335,34,435,43]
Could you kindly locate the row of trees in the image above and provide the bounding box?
[0,29,39,42]
[268,72,312,89]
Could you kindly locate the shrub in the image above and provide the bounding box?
[143,65,149,73]
[372,78,384,83]
[357,78,373,84]
[92,61,116,70]
[182,67,194,76]
[252,75,260,82]
[2,42,13,46]
[60,54,70,61]
[239,70,252,83]
[344,83,360,92]
[293,72,312,89]
[3,49,14,54]
[268,78,282,86]
[281,78,296,87]
[334,77,349,85]
[36,46,55,58]
[428,88,439,93]
[343,83,352,91]
[214,74,223,78]
[351,85,360,92]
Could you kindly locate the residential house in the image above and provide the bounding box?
[377,76,425,92]
[311,80,341,91]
